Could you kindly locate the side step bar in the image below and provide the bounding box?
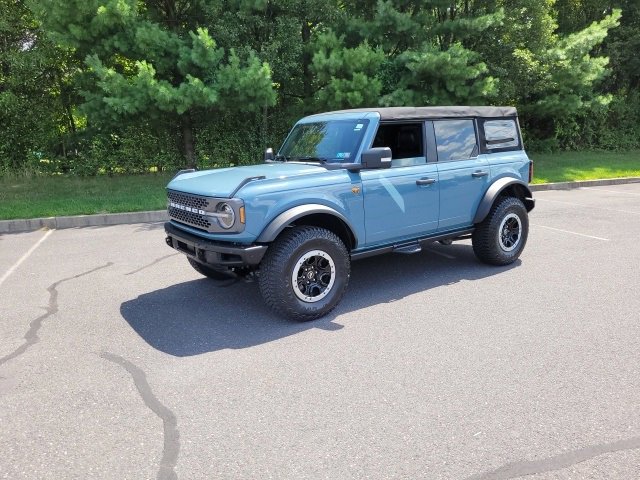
[394,244,422,254]
[351,228,474,261]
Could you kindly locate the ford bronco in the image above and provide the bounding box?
[164,106,535,320]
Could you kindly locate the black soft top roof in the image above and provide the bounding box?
[314,106,518,120]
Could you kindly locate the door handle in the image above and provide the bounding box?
[416,178,436,186]
[472,171,488,178]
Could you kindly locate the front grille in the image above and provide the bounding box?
[168,207,212,230]
[167,190,210,210]
[167,190,213,231]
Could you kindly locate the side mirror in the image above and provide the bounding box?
[264,148,274,162]
[361,147,392,169]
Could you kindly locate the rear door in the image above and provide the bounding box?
[431,119,489,230]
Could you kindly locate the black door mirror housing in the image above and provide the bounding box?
[264,148,275,162]
[361,147,392,169]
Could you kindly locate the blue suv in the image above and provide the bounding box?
[165,107,535,320]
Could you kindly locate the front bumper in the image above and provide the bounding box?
[164,222,267,267]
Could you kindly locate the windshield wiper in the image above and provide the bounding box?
[291,156,329,163]
[273,154,289,162]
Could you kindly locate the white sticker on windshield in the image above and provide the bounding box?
[354,124,363,131]
[336,152,351,159]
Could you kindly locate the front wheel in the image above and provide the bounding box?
[258,226,350,321]
[472,196,529,266]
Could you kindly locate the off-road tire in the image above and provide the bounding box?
[188,257,235,280]
[472,196,529,266]
[258,226,350,321]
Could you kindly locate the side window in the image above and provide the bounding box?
[372,122,425,166]
[483,119,519,150]
[433,120,478,162]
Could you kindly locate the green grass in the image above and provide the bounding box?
[530,150,640,184]
[1,150,639,220]
[0,174,172,220]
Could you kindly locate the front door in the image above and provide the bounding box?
[361,122,439,245]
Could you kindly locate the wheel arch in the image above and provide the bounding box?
[474,178,535,224]
[256,204,358,251]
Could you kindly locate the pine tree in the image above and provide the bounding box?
[470,1,621,141]
[35,0,276,168]
[532,11,621,116]
[311,0,504,109]
[208,0,343,115]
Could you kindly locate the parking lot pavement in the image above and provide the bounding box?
[1,184,639,480]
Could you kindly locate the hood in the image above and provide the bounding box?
[167,163,327,198]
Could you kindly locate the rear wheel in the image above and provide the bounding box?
[188,257,235,280]
[472,196,529,266]
[259,226,350,321]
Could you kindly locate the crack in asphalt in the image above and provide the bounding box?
[0,262,113,368]
[124,253,243,287]
[466,435,640,480]
[101,353,180,480]
[124,252,250,288]
[125,254,179,276]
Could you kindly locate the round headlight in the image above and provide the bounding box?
[216,203,235,229]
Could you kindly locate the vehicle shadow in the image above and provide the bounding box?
[120,244,520,357]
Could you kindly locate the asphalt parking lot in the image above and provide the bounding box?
[1,183,640,480]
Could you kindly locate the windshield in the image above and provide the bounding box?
[278,119,369,163]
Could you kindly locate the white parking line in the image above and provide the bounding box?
[0,229,54,288]
[537,198,640,215]
[532,224,610,242]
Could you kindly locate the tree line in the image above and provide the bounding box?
[1,0,638,175]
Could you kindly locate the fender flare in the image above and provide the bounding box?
[473,178,534,224]
[256,204,359,245]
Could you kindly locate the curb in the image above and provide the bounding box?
[0,210,168,234]
[529,177,640,192]
[2,177,639,235]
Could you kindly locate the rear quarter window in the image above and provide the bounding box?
[483,120,519,150]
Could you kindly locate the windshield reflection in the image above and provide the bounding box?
[279,120,369,163]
